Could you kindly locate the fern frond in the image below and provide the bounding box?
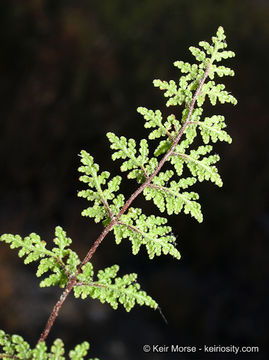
[154,139,172,157]
[154,63,203,107]
[0,331,31,360]
[0,27,236,351]
[0,227,80,288]
[171,145,222,186]
[73,264,157,312]
[152,108,202,158]
[0,232,51,264]
[32,341,49,359]
[154,26,236,113]
[78,150,124,222]
[191,115,232,144]
[0,331,98,360]
[69,342,98,360]
[143,171,202,222]
[113,207,180,259]
[48,339,65,360]
[166,131,197,177]
[198,27,234,59]
[137,107,181,142]
[36,226,80,288]
[137,107,165,139]
[107,132,153,182]
[197,81,237,107]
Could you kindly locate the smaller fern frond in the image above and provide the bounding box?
[73,264,157,312]
[46,339,65,360]
[190,115,232,144]
[0,331,31,360]
[0,331,98,360]
[143,171,202,222]
[153,65,197,107]
[197,81,237,107]
[171,145,223,187]
[106,132,154,182]
[35,226,80,288]
[0,227,80,288]
[78,150,124,222]
[113,207,180,259]
[69,341,98,360]
[137,107,181,141]
[0,232,52,264]
[153,139,173,157]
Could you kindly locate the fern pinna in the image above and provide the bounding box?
[0,27,236,359]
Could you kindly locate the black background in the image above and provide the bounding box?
[0,1,268,359]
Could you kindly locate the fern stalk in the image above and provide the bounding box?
[38,63,211,343]
[0,27,236,359]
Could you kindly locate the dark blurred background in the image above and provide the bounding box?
[0,1,268,359]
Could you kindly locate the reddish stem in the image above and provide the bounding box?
[38,276,77,343]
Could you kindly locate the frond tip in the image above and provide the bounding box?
[0,226,80,288]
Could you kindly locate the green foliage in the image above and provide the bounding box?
[69,342,98,360]
[78,150,125,222]
[106,132,158,182]
[194,114,232,144]
[171,145,223,186]
[132,27,236,223]
[74,264,157,312]
[137,108,181,141]
[143,171,203,222]
[197,81,237,107]
[105,29,235,226]
[0,331,31,360]
[153,27,237,111]
[0,232,50,264]
[0,27,236,360]
[113,207,180,259]
[0,331,98,360]
[0,226,80,288]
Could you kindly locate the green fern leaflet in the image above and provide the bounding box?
[73,264,157,312]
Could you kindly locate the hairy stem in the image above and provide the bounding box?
[38,65,211,343]
[38,276,77,343]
